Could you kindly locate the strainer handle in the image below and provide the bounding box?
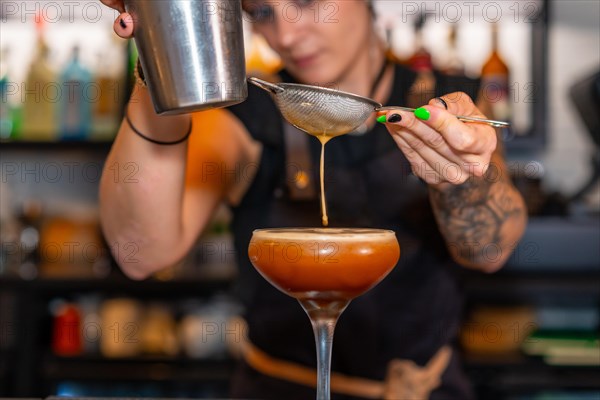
[248,77,285,94]
[376,106,510,128]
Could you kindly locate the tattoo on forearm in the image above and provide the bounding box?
[429,164,524,264]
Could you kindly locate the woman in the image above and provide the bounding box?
[99,1,527,398]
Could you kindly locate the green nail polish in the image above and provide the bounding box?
[414,107,430,121]
[376,115,387,124]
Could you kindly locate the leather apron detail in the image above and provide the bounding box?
[382,346,452,400]
[240,338,452,400]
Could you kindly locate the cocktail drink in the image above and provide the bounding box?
[248,228,400,400]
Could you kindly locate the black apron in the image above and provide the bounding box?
[226,64,479,399]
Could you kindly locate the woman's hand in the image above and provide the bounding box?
[99,0,134,38]
[379,92,497,188]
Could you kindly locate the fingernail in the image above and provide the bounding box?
[387,114,402,123]
[120,18,127,29]
[414,107,430,121]
[376,115,387,124]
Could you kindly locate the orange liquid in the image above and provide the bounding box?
[248,228,400,301]
[318,137,330,226]
[288,128,338,227]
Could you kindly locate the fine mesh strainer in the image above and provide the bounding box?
[248,77,509,135]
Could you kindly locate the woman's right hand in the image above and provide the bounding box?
[100,0,134,38]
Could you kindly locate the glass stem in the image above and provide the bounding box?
[299,299,350,400]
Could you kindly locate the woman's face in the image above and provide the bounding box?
[243,0,373,85]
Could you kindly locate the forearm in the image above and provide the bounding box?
[429,164,527,272]
[99,88,192,278]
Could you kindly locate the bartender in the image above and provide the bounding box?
[98,1,527,398]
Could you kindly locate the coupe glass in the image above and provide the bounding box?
[248,228,400,400]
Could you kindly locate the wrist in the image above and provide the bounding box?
[428,176,493,208]
[126,97,192,144]
[429,174,494,192]
[126,104,192,145]
[428,181,454,192]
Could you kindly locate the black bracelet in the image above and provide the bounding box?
[125,108,192,145]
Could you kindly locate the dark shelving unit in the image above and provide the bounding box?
[0,140,114,150]
[465,352,600,400]
[0,276,233,296]
[0,272,236,397]
[42,353,235,382]
[460,244,600,399]
[461,270,600,305]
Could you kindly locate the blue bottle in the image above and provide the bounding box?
[60,46,92,140]
[0,47,15,140]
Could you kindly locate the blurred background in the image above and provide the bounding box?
[0,0,599,399]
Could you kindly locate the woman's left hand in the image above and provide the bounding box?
[379,92,497,188]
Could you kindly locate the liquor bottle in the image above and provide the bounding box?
[438,24,464,76]
[384,24,404,65]
[408,13,433,73]
[0,47,14,140]
[52,301,83,356]
[60,46,92,140]
[21,19,57,140]
[91,51,120,140]
[407,13,435,106]
[481,23,511,121]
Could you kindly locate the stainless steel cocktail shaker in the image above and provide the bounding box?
[124,0,248,115]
